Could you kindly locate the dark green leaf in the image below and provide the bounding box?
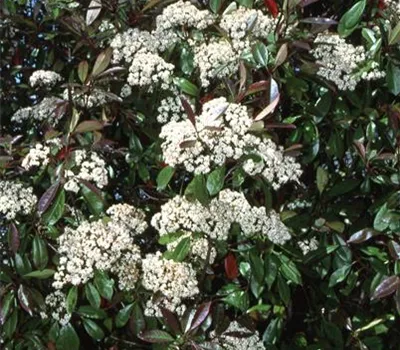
[329,265,351,287]
[56,323,80,350]
[94,271,114,300]
[170,237,191,262]
[24,269,55,279]
[83,318,104,340]
[116,303,134,328]
[337,0,366,37]
[85,282,101,309]
[42,189,65,225]
[206,166,225,196]
[32,237,48,270]
[156,166,175,191]
[66,286,78,314]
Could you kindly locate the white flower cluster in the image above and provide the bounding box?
[298,237,319,255]
[110,28,157,64]
[312,33,385,91]
[153,0,215,51]
[21,143,50,170]
[242,137,303,190]
[385,0,400,22]
[220,7,277,52]
[106,203,148,234]
[64,150,108,193]
[209,321,265,350]
[127,53,174,91]
[141,251,199,316]
[152,189,291,246]
[40,290,71,326]
[53,204,147,290]
[29,70,62,88]
[160,97,302,188]
[0,181,37,221]
[156,95,194,124]
[194,39,239,87]
[11,97,64,126]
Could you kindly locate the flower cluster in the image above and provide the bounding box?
[29,70,62,88]
[242,136,303,190]
[193,39,239,87]
[208,321,265,350]
[40,290,71,326]
[141,251,199,316]
[110,28,157,64]
[0,181,37,221]
[220,6,277,52]
[152,189,292,246]
[153,0,215,51]
[21,143,50,170]
[298,237,319,255]
[11,97,65,126]
[385,0,400,22]
[53,204,146,290]
[156,95,193,124]
[312,33,385,91]
[127,53,174,91]
[160,97,302,188]
[64,150,108,193]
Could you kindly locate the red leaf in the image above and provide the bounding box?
[264,0,279,18]
[190,302,212,331]
[224,253,238,280]
[38,182,60,214]
[9,223,20,255]
[371,276,400,300]
[56,146,70,161]
[180,96,196,128]
[160,307,181,335]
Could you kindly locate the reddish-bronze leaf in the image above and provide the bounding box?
[160,307,181,335]
[371,276,400,300]
[180,96,196,128]
[9,222,20,255]
[347,228,379,244]
[38,182,60,215]
[190,302,212,331]
[224,253,239,280]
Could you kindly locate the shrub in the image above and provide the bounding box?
[1,0,400,349]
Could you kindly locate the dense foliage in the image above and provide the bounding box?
[1,0,400,349]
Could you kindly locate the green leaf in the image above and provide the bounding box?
[78,305,107,319]
[116,303,134,328]
[279,257,302,285]
[174,78,199,96]
[329,265,352,287]
[80,181,104,216]
[66,286,78,314]
[32,237,48,271]
[139,329,175,344]
[210,0,223,13]
[158,231,184,245]
[78,60,89,83]
[277,274,290,306]
[373,203,391,232]
[15,253,32,276]
[83,318,105,340]
[249,251,264,284]
[170,237,191,262]
[42,189,65,225]
[94,271,114,300]
[156,166,175,191]
[185,175,209,205]
[85,282,101,309]
[0,291,15,323]
[338,0,366,37]
[265,255,279,289]
[3,309,18,340]
[316,167,329,194]
[387,61,400,96]
[389,22,400,45]
[92,47,112,77]
[24,269,55,279]
[252,42,269,67]
[56,323,80,350]
[130,303,145,335]
[223,290,249,311]
[206,166,225,196]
